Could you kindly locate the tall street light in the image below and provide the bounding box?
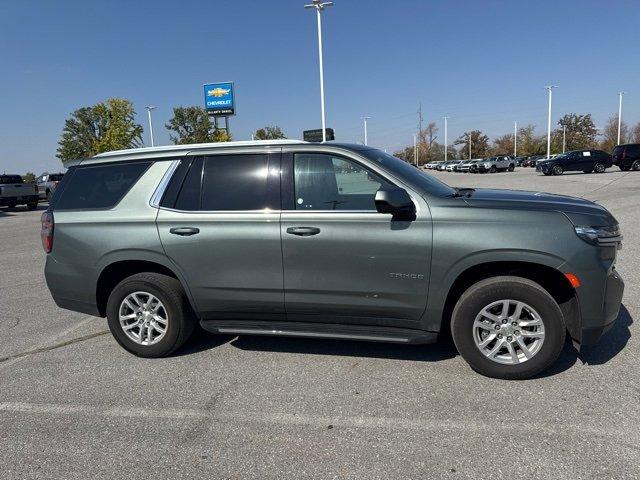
[545,86,558,159]
[361,116,371,145]
[617,91,625,145]
[443,116,448,161]
[145,106,157,147]
[514,121,517,157]
[562,125,566,153]
[304,0,333,143]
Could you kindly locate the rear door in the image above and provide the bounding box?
[156,151,284,319]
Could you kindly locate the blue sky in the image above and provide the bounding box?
[1,0,639,173]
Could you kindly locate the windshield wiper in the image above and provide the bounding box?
[452,187,475,198]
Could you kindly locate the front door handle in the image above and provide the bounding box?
[170,227,200,236]
[286,226,321,236]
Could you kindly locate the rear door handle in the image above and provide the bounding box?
[170,227,200,236]
[286,227,321,236]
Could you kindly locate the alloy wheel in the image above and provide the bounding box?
[119,291,168,346]
[472,299,545,365]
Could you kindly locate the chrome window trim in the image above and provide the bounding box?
[157,207,386,215]
[149,160,180,208]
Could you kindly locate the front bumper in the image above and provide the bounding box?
[579,268,624,345]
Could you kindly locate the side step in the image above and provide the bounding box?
[199,320,438,345]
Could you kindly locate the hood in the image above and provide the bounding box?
[463,188,617,226]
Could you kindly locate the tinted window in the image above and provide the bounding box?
[200,154,275,211]
[626,144,640,157]
[54,161,151,210]
[174,158,203,211]
[49,174,65,182]
[0,175,24,184]
[294,153,392,210]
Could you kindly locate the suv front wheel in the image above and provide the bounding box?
[106,272,195,357]
[451,276,566,379]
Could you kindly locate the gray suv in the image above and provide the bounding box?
[43,140,624,379]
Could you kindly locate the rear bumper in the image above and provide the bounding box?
[0,195,39,206]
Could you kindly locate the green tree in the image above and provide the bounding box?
[22,172,36,183]
[253,126,286,140]
[165,106,231,144]
[454,130,489,159]
[556,113,598,151]
[56,98,143,161]
[600,115,629,153]
[490,134,514,156]
[516,124,546,157]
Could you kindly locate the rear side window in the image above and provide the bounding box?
[169,154,278,211]
[49,174,65,182]
[627,145,640,157]
[54,161,151,210]
[0,175,24,184]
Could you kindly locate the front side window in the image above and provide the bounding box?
[294,153,392,210]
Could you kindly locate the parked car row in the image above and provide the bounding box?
[425,156,516,173]
[0,174,39,210]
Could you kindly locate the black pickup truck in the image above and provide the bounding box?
[0,174,39,210]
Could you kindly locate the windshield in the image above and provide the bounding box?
[358,148,456,197]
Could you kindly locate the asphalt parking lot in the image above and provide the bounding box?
[0,167,638,479]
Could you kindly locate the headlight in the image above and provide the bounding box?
[574,225,623,249]
[484,163,490,168]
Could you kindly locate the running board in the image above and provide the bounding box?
[199,320,438,345]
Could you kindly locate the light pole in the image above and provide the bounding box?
[444,116,448,161]
[468,132,472,160]
[514,121,517,157]
[361,116,371,145]
[413,134,417,166]
[145,106,156,147]
[617,91,625,145]
[562,125,566,153]
[545,85,557,159]
[304,0,333,142]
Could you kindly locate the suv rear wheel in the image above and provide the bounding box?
[106,272,195,357]
[632,160,640,171]
[451,276,566,380]
[552,165,563,175]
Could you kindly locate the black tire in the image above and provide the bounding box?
[508,164,515,172]
[552,165,563,175]
[618,165,630,171]
[489,165,497,173]
[450,276,566,380]
[46,190,52,202]
[594,163,606,173]
[26,202,38,211]
[106,272,196,357]
[543,171,552,176]
[632,160,640,171]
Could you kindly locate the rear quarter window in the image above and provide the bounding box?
[0,175,24,184]
[53,161,151,211]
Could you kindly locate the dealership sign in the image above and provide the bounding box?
[203,82,235,116]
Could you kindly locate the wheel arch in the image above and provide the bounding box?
[95,256,198,318]
[436,260,581,342]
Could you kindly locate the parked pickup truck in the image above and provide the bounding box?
[0,174,39,210]
[37,172,65,202]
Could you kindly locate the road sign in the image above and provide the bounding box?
[203,82,235,116]
[303,128,335,142]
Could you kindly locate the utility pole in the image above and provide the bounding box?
[468,132,472,160]
[304,0,333,142]
[361,116,371,145]
[444,116,448,161]
[514,121,517,157]
[145,106,156,147]
[562,125,566,153]
[413,134,417,166]
[617,91,625,145]
[545,85,558,159]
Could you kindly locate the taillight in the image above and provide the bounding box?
[41,211,54,253]
[34,184,39,194]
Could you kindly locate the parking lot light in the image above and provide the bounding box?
[304,0,334,143]
[361,116,371,146]
[545,86,557,159]
[617,92,625,145]
[145,106,156,147]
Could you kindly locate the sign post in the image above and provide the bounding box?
[203,82,235,137]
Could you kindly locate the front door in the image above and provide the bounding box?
[157,153,284,319]
[280,151,432,328]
